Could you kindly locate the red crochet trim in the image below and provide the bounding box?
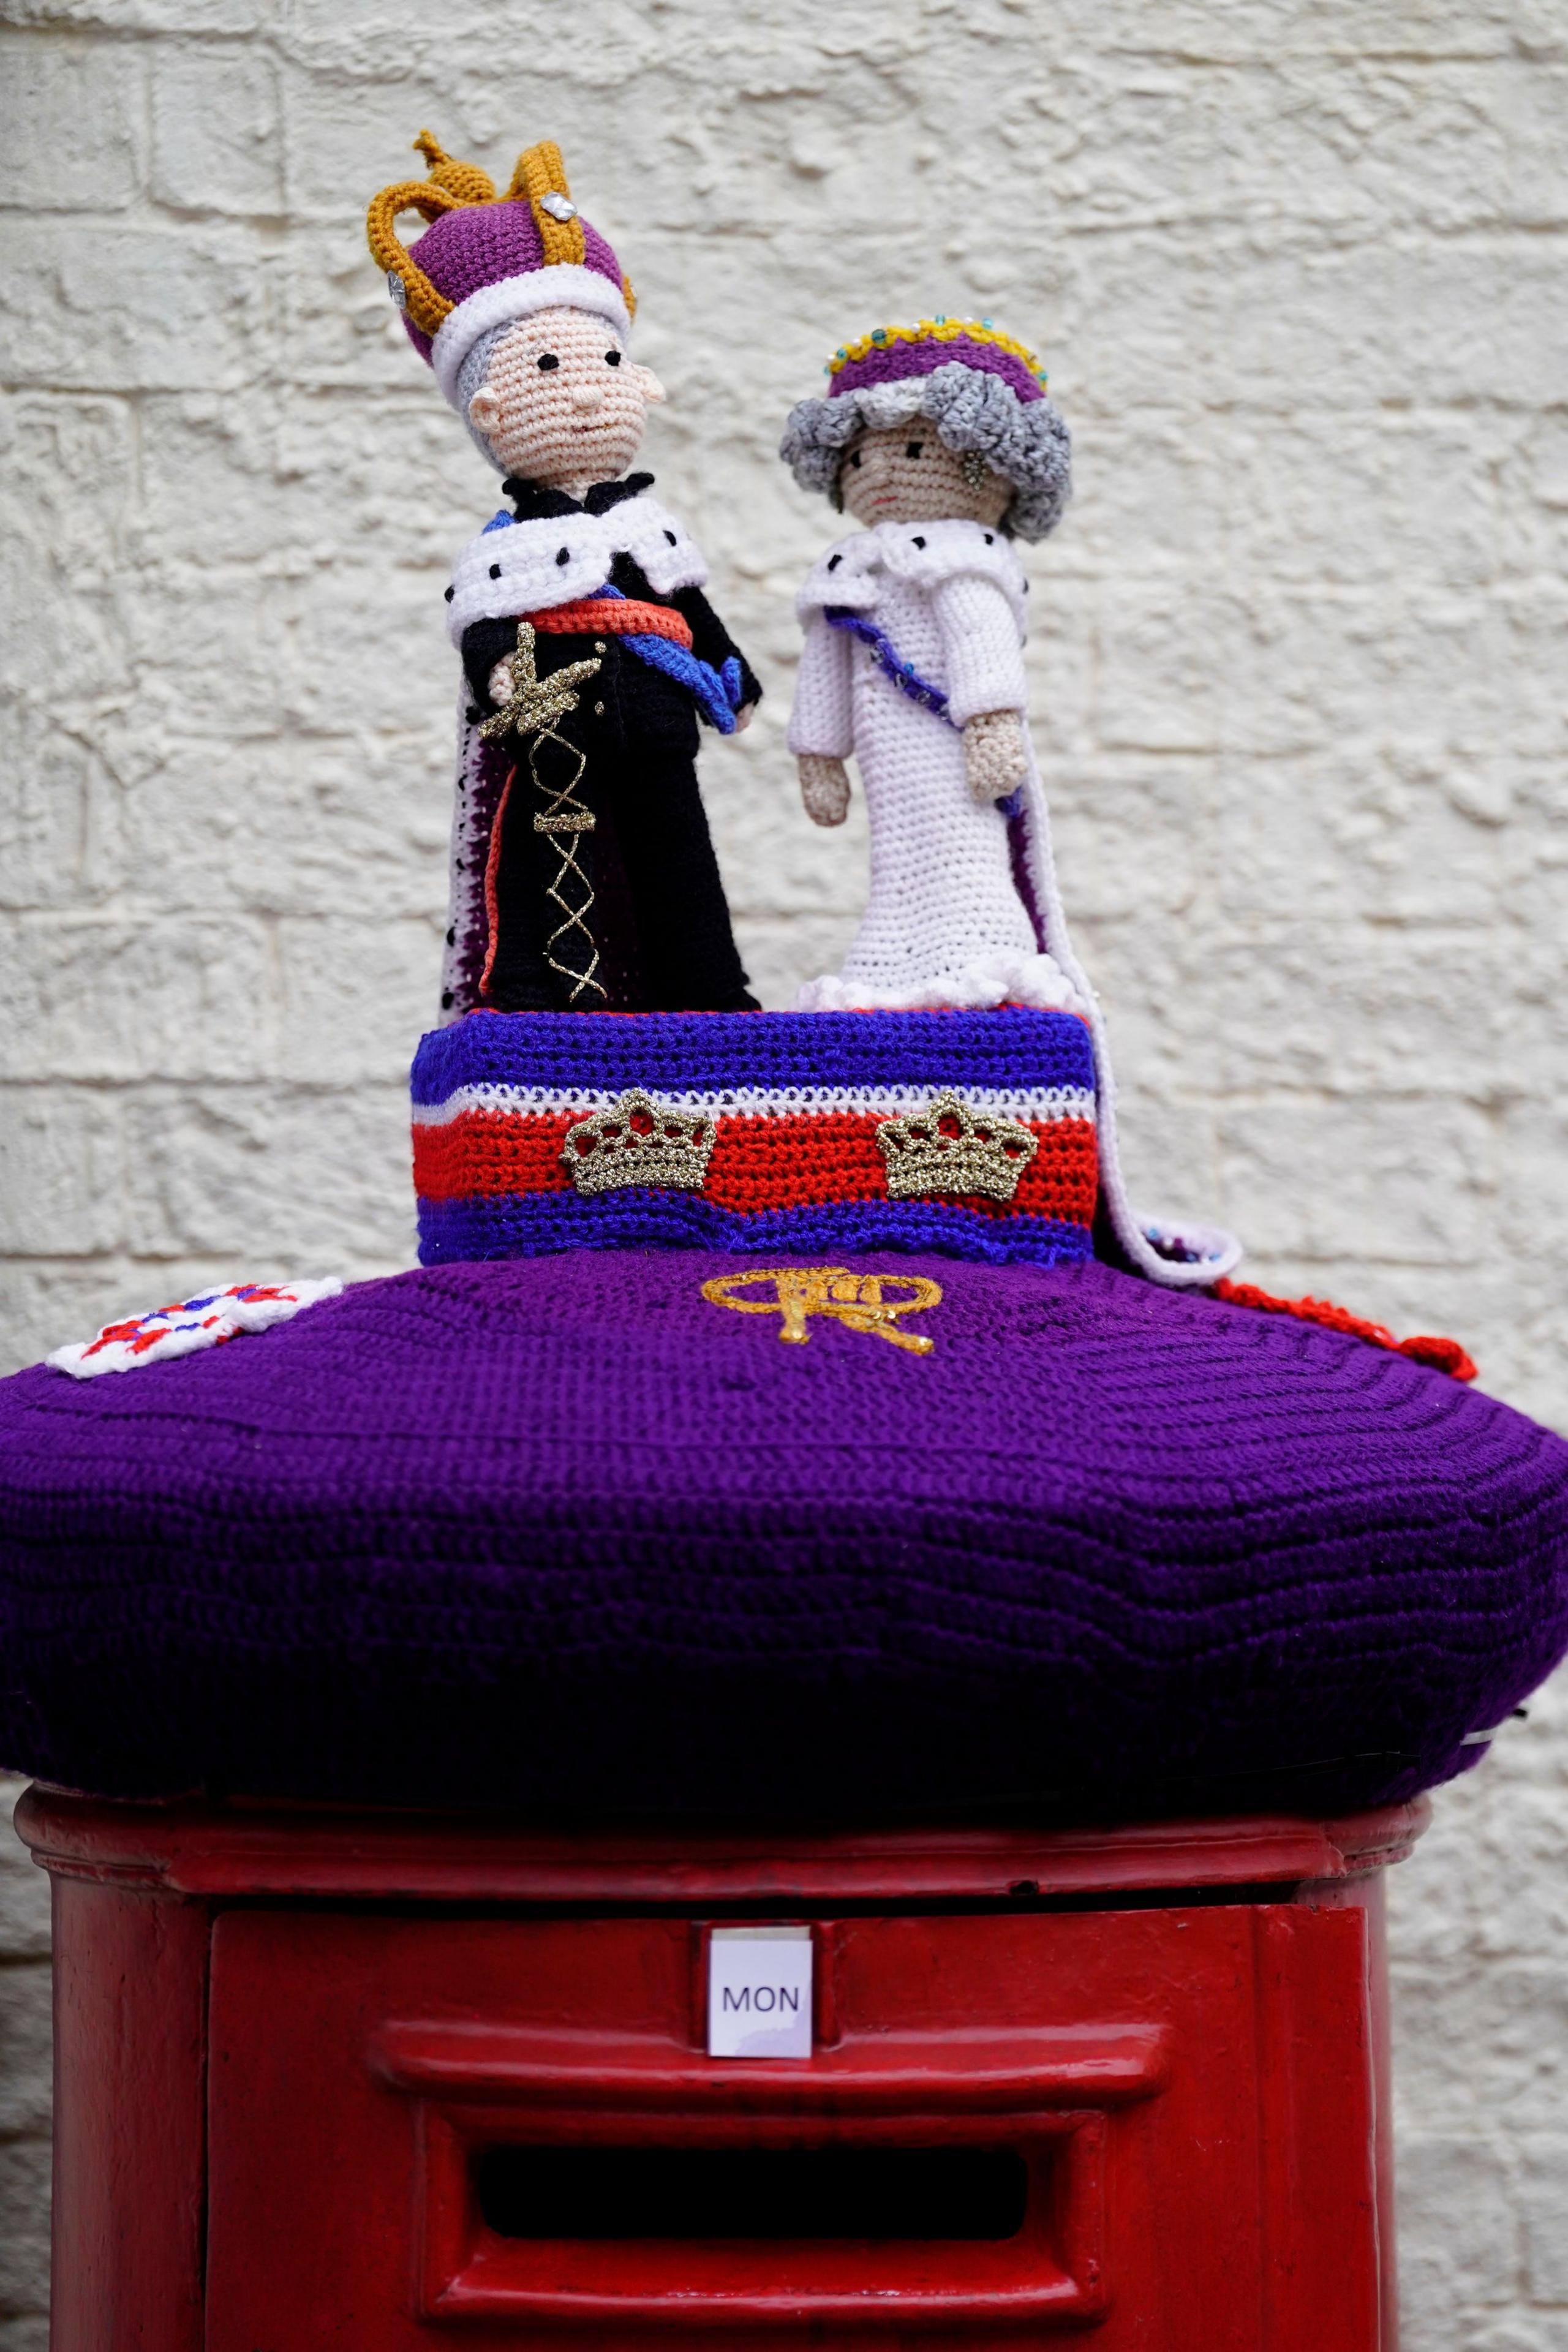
[478,763,517,1000]
[414,1109,1099,1222]
[529,597,694,647]
[1211,1278,1477,1383]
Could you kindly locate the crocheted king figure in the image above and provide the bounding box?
[369,135,760,1016]
[782,319,1075,1014]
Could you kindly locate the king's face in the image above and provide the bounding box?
[467,305,665,492]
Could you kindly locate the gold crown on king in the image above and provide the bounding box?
[563,1090,717,1195]
[875,1091,1039,1204]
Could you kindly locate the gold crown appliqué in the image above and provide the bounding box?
[875,1090,1038,1203]
[562,1089,717,1194]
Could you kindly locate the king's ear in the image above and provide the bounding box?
[468,385,502,434]
[634,364,666,405]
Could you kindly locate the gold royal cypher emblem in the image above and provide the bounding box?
[702,1267,942,1355]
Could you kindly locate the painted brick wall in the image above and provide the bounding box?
[1,1,1564,2339]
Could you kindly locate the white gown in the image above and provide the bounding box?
[788,514,1243,1291]
[788,517,1079,1014]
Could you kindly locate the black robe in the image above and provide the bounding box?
[458,473,760,1014]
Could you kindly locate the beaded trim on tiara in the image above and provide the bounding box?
[826,317,1048,389]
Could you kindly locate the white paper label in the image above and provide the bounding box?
[707,1926,813,2059]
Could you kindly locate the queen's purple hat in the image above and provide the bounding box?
[781,316,1073,540]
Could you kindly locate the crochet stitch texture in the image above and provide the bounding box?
[791,521,1073,1012]
[1,1254,1562,1817]
[783,318,1072,543]
[411,1008,1101,1267]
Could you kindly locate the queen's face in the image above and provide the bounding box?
[838,421,1011,530]
[467,306,665,490]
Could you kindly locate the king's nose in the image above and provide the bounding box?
[570,383,603,413]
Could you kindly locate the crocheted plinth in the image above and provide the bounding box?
[2,1254,1564,1816]
[412,1008,1101,1267]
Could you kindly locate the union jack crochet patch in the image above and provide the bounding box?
[47,1280,344,1380]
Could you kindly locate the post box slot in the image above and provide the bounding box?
[476,2143,1030,2241]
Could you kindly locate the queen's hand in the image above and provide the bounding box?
[487,658,515,704]
[963,710,1028,802]
[799,752,851,827]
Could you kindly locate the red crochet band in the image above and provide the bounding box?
[528,597,694,647]
[414,1107,1099,1223]
[1212,1278,1477,1383]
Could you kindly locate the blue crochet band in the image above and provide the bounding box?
[599,585,743,734]
[412,1006,1098,1109]
[824,607,957,726]
[417,1191,1096,1270]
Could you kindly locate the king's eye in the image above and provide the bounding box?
[604,349,623,367]
[905,440,924,459]
[848,450,863,469]
[536,352,560,372]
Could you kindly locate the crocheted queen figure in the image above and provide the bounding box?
[782,319,1077,1013]
[369,135,760,1016]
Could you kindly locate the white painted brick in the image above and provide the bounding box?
[1216,1095,1494,1264]
[0,918,276,1083]
[122,730,450,918]
[279,563,455,736]
[0,34,143,212]
[0,1782,50,1963]
[0,1966,52,2137]
[1520,2139,1568,2302]
[6,0,264,23]
[276,914,440,1082]
[0,393,136,564]
[0,222,274,394]
[278,63,475,224]
[280,225,429,389]
[0,396,137,698]
[702,728,866,930]
[1395,1961,1568,2133]
[1063,233,1568,417]
[0,2139,50,2315]
[1464,2321,1568,2352]
[121,1082,416,1260]
[1002,59,1568,243]
[0,716,96,914]
[135,388,483,571]
[0,1090,123,1255]
[1101,924,1567,1103]
[734,911,865,1014]
[1213,748,1553,930]
[151,47,282,217]
[2,0,1567,2329]
[1398,2135,1520,2340]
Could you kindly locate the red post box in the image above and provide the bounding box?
[18,1790,1422,2349]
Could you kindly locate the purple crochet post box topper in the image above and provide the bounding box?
[0,151,1564,1839]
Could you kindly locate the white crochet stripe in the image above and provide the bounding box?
[413,1080,1098,1128]
[431,265,634,406]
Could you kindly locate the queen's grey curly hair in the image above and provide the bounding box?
[780,363,1072,541]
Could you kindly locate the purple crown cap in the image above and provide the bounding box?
[402,200,627,362]
[830,331,1046,406]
